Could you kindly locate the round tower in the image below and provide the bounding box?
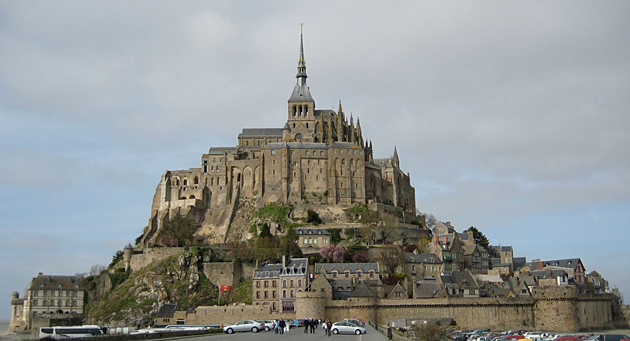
[295,291,326,320]
[532,285,579,332]
[123,243,134,272]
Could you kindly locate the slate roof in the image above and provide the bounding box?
[512,257,527,270]
[314,109,335,118]
[415,279,443,298]
[315,263,379,274]
[254,258,308,279]
[289,82,314,102]
[157,304,177,318]
[348,281,378,298]
[28,274,86,291]
[373,158,392,166]
[403,252,442,264]
[491,245,513,253]
[539,258,582,269]
[491,258,510,267]
[295,228,331,236]
[239,128,284,137]
[208,147,237,155]
[441,271,480,289]
[458,233,471,241]
[530,269,569,279]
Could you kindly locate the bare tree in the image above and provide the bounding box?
[379,244,403,279]
[89,265,107,276]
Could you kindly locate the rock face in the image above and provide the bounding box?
[86,251,217,327]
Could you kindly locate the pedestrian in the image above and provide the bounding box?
[311,318,315,333]
[285,319,289,333]
[279,319,285,334]
[273,320,277,334]
[326,319,332,337]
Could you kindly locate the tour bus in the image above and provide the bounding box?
[39,325,103,339]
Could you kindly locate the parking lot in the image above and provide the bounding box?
[179,325,388,341]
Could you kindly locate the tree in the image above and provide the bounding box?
[320,245,347,263]
[306,209,322,225]
[465,226,490,250]
[410,324,448,341]
[379,244,403,279]
[352,251,368,263]
[89,265,107,276]
[158,213,200,247]
[109,250,123,269]
[403,244,418,253]
[420,212,438,230]
[280,228,303,259]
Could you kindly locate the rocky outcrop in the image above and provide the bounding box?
[86,251,217,328]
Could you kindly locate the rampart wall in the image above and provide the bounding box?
[129,247,184,272]
[184,305,295,325]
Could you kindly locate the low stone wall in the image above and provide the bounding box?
[184,305,295,325]
[129,247,185,271]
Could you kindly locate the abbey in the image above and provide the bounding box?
[139,30,415,246]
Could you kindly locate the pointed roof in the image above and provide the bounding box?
[289,24,314,102]
[348,281,378,298]
[296,23,307,79]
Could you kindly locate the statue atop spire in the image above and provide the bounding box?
[296,23,307,84]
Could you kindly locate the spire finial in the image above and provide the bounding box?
[297,24,307,83]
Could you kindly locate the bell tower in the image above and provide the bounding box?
[287,24,316,142]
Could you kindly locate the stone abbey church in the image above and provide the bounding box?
[139,30,415,246]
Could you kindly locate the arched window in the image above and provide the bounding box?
[283,290,286,298]
[194,177,199,185]
[183,179,188,186]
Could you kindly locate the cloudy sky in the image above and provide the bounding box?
[1,1,629,319]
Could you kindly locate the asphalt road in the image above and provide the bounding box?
[180,325,389,341]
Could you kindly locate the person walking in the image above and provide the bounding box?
[278,319,285,334]
[326,319,332,337]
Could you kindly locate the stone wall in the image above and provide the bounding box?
[241,263,257,282]
[202,262,241,287]
[576,294,615,330]
[129,247,185,272]
[184,305,295,325]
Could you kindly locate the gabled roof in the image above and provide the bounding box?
[512,257,527,270]
[239,128,284,137]
[441,271,479,289]
[348,281,378,298]
[157,304,177,318]
[415,278,443,298]
[530,269,569,279]
[403,252,442,264]
[314,109,335,118]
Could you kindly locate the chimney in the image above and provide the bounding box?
[432,235,438,246]
[446,221,451,226]
[282,255,286,267]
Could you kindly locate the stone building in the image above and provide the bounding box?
[138,28,416,247]
[252,257,308,313]
[295,228,331,255]
[9,273,87,331]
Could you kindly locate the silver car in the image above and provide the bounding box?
[222,320,265,334]
[331,321,367,335]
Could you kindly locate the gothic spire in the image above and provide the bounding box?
[296,23,307,85]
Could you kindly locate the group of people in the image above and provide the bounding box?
[270,318,334,337]
[272,319,289,334]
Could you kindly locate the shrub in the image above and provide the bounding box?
[306,209,322,225]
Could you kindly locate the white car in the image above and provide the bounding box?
[256,320,275,331]
[222,320,265,334]
[331,321,367,335]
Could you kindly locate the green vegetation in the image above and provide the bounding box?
[306,209,322,225]
[158,213,201,247]
[253,203,293,225]
[87,252,218,323]
[329,228,343,244]
[109,250,123,269]
[465,226,490,250]
[224,280,252,305]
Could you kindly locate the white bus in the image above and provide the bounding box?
[39,325,103,339]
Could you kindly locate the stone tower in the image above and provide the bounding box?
[287,24,316,142]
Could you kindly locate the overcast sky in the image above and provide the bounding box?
[1,1,629,320]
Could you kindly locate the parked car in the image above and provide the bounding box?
[222,320,265,334]
[330,321,367,335]
[343,318,365,327]
[292,319,306,327]
[256,320,274,331]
